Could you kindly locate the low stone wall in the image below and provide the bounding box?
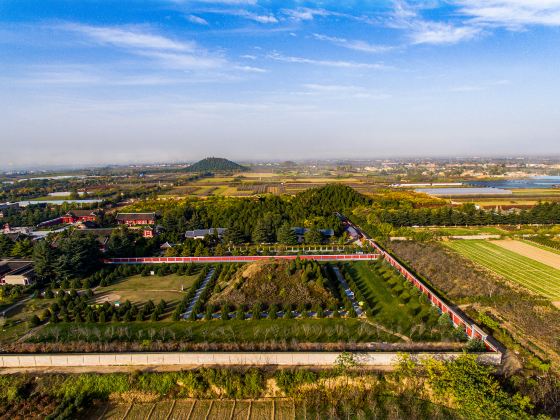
[0,351,502,368]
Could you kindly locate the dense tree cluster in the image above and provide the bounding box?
[33,234,101,282]
[1,204,62,226]
[375,202,560,227]
[34,288,169,325]
[0,235,33,258]
[150,184,369,243]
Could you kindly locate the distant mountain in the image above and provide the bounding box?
[186,157,248,173]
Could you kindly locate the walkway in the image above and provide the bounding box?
[331,266,364,317]
[0,351,502,369]
[182,267,214,319]
[0,296,31,317]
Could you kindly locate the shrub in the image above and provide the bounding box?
[438,313,453,329]
[251,303,261,320]
[235,308,245,320]
[204,307,212,321]
[275,369,317,395]
[269,304,278,320]
[399,292,411,303]
[29,314,41,327]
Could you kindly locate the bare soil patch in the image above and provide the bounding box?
[93,292,121,304]
[492,240,560,270]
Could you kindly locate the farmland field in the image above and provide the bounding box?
[445,240,560,300]
[493,240,560,269]
[521,238,560,256]
[84,397,455,420]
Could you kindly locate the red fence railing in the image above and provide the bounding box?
[103,254,380,265]
[344,218,502,354]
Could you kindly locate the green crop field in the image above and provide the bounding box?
[417,226,507,236]
[445,240,560,300]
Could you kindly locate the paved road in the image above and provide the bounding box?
[331,266,364,317]
[0,296,31,317]
[182,267,214,319]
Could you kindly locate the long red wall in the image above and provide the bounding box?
[103,254,380,265]
[347,219,501,354]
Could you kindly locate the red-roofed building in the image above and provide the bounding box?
[116,212,156,226]
[62,210,101,224]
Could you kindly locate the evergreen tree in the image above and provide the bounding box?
[10,238,34,257]
[252,217,275,243]
[269,304,278,320]
[304,228,323,244]
[277,223,298,245]
[106,226,138,257]
[224,225,245,244]
[251,303,261,320]
[236,307,245,320]
[0,235,14,257]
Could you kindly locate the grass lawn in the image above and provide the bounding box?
[30,318,401,344]
[93,273,198,314]
[342,262,440,339]
[445,240,560,300]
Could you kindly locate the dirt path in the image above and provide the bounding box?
[492,240,560,270]
[362,319,412,342]
[0,364,397,375]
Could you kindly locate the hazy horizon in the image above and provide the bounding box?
[2,0,560,167]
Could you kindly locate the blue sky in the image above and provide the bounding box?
[2,0,560,168]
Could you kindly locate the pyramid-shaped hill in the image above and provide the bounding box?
[186,157,248,173]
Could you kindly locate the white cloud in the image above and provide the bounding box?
[56,23,266,74]
[170,0,256,4]
[282,8,331,22]
[303,84,362,92]
[61,23,193,51]
[233,10,278,23]
[390,1,481,45]
[410,22,481,44]
[187,15,209,25]
[234,65,267,73]
[268,52,390,69]
[456,0,560,27]
[137,51,226,70]
[391,0,560,46]
[449,85,485,92]
[312,33,393,53]
[303,84,391,99]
